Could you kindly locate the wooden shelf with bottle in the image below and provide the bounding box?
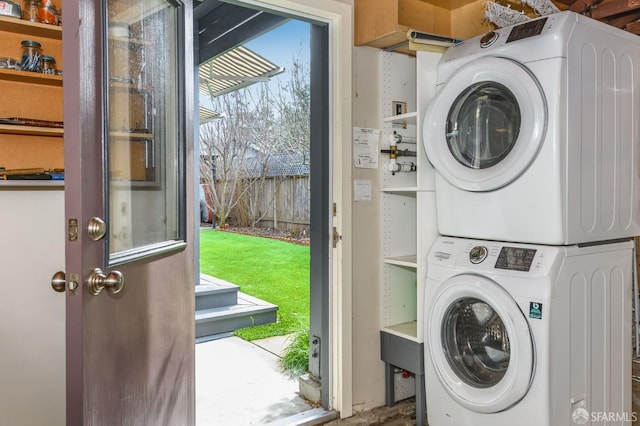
[0,124,63,136]
[0,68,62,85]
[0,15,61,39]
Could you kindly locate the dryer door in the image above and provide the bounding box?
[423,56,547,191]
[427,274,534,413]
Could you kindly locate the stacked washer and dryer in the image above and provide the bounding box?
[422,11,640,425]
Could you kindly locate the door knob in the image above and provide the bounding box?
[87,268,124,296]
[51,271,66,292]
[87,217,107,241]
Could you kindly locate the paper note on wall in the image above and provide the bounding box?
[353,127,379,169]
[354,179,372,202]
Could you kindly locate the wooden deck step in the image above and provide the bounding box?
[195,274,278,340]
[196,275,239,310]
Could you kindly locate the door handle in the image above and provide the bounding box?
[87,268,124,296]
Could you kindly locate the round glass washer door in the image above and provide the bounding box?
[427,274,534,413]
[423,56,547,191]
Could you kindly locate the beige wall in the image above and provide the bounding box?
[339,0,390,411]
[350,46,386,411]
[0,189,65,425]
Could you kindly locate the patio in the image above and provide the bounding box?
[195,334,313,425]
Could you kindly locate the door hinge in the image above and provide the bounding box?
[333,202,337,217]
[332,227,341,248]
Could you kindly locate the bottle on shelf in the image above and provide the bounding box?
[41,55,55,74]
[21,0,39,22]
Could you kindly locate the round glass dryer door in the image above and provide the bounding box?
[423,57,547,191]
[427,274,534,413]
[446,82,520,170]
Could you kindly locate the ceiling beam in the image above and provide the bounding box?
[198,11,288,64]
[199,3,260,42]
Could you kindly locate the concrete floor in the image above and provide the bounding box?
[327,357,640,426]
[196,336,640,425]
[323,399,416,426]
[196,335,313,425]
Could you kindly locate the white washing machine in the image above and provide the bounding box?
[424,236,633,425]
[423,11,640,245]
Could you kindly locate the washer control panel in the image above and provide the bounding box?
[429,237,560,276]
[495,246,537,271]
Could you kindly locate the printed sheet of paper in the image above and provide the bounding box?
[353,127,379,169]
[354,179,372,202]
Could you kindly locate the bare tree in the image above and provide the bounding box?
[274,54,310,167]
[241,82,282,228]
[199,91,254,228]
[199,51,311,230]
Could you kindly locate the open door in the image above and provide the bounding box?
[62,0,195,424]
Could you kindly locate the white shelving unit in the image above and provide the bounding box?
[378,50,441,426]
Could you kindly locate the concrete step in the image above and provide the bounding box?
[196,275,239,310]
[195,292,278,340]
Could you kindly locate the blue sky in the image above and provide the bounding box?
[245,19,310,79]
[199,18,310,109]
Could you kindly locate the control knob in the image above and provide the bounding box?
[469,246,488,264]
[480,31,499,48]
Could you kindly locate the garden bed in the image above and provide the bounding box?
[219,226,310,246]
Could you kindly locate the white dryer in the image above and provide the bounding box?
[424,236,633,425]
[423,12,640,245]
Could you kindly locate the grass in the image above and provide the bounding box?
[279,328,310,378]
[199,229,310,341]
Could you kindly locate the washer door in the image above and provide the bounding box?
[423,56,547,191]
[428,274,534,413]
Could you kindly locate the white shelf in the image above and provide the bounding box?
[381,186,418,194]
[383,255,417,268]
[382,321,418,342]
[382,111,417,125]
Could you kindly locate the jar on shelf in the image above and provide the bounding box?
[22,0,40,22]
[42,55,56,74]
[37,1,57,24]
[20,40,42,72]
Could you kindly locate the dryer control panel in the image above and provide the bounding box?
[506,18,548,44]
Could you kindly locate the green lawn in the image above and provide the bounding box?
[199,229,310,341]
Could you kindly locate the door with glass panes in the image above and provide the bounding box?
[62,0,195,423]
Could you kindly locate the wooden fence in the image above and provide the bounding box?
[225,175,310,234]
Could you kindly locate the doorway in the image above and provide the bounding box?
[193,1,333,423]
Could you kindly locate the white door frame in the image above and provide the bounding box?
[226,0,353,416]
